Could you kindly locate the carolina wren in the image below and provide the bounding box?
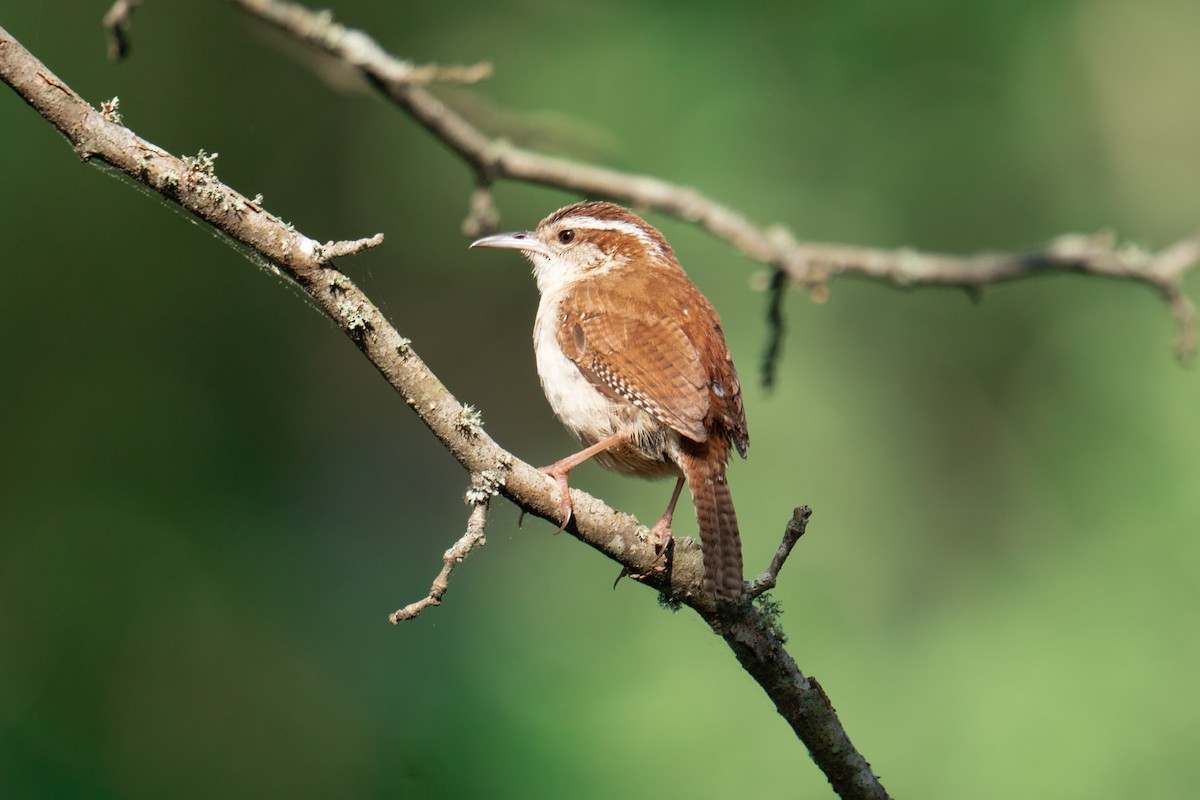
[471,201,748,602]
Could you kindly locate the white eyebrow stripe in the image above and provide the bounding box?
[556,217,642,235]
[555,216,661,255]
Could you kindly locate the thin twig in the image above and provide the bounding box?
[390,499,489,623]
[762,268,788,390]
[320,233,385,259]
[461,183,500,239]
[102,0,142,61]
[749,506,811,600]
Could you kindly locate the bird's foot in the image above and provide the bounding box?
[538,462,574,533]
[614,517,675,588]
[648,513,675,560]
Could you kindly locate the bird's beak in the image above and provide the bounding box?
[469,231,552,258]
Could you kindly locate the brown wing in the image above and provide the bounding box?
[556,277,711,443]
[708,324,748,458]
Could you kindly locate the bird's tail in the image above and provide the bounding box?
[681,447,745,603]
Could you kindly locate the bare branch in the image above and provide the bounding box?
[0,24,889,800]
[461,183,501,239]
[748,506,811,600]
[390,497,490,624]
[776,230,1200,360]
[233,0,1200,369]
[320,233,385,259]
[102,0,142,61]
[232,0,491,86]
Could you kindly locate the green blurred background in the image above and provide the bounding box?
[3,1,1198,797]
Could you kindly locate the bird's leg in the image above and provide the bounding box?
[648,476,686,557]
[619,476,686,586]
[540,431,627,532]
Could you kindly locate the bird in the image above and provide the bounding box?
[470,200,748,603]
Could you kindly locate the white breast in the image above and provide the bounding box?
[533,290,619,444]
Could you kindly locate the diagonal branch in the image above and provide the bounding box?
[233,0,491,86]
[233,0,1200,365]
[1,23,886,800]
[1,24,888,800]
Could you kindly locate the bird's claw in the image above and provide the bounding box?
[613,523,673,588]
[539,466,573,533]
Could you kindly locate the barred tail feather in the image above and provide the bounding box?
[682,452,745,603]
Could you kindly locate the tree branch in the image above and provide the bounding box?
[233,0,1200,367]
[2,23,888,799]
[389,495,490,624]
[748,506,811,600]
[231,0,491,86]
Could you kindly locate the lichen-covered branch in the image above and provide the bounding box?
[2,23,888,800]
[233,0,1199,364]
[389,497,490,623]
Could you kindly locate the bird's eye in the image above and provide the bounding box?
[557,229,575,245]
